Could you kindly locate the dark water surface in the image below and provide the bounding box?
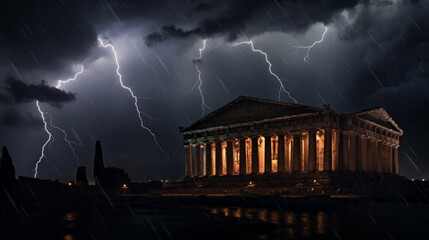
[2,198,429,240]
[211,203,429,239]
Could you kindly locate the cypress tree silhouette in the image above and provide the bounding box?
[0,146,16,182]
[93,140,105,183]
[76,166,89,186]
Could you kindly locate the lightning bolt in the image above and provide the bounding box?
[34,101,53,178]
[191,39,210,116]
[45,112,80,164]
[231,41,297,103]
[55,66,85,88]
[291,26,328,65]
[98,38,168,157]
[33,66,85,178]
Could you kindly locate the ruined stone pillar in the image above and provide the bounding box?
[196,144,203,176]
[239,139,247,174]
[205,142,213,176]
[185,144,193,177]
[393,146,399,174]
[215,140,222,176]
[264,135,272,173]
[251,137,259,174]
[277,134,285,172]
[308,131,317,172]
[323,130,332,171]
[292,133,302,172]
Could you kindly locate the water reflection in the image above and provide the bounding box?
[62,212,78,240]
[211,207,329,238]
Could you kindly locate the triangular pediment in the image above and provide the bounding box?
[180,96,324,132]
[354,108,403,134]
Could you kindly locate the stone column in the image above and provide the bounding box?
[379,142,387,173]
[387,144,393,173]
[205,142,213,176]
[308,131,317,171]
[323,130,332,171]
[366,138,373,172]
[285,134,291,172]
[341,131,349,171]
[239,139,247,174]
[348,132,357,171]
[226,141,234,175]
[277,134,285,172]
[393,146,399,174]
[371,139,379,172]
[185,144,193,177]
[251,137,259,173]
[292,133,301,172]
[356,135,365,171]
[215,140,222,176]
[196,144,203,176]
[264,135,272,173]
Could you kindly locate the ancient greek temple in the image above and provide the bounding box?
[179,96,403,177]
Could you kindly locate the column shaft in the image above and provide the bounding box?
[348,133,357,171]
[278,135,285,172]
[251,137,259,173]
[265,136,272,173]
[215,140,222,175]
[185,145,193,177]
[387,145,393,173]
[226,141,234,175]
[323,130,332,171]
[196,145,203,176]
[285,135,291,172]
[239,139,247,174]
[308,131,317,171]
[341,131,349,170]
[393,147,399,174]
[292,134,301,172]
[205,143,212,176]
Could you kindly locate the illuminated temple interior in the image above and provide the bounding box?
[179,96,403,177]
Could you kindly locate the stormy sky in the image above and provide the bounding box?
[0,0,428,182]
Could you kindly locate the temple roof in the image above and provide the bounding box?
[180,96,403,135]
[352,107,403,134]
[180,96,326,132]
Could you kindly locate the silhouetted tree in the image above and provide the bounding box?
[76,166,89,186]
[93,140,105,183]
[98,167,130,189]
[0,146,16,183]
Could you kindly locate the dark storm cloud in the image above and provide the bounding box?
[144,0,363,46]
[3,77,76,108]
[0,108,43,129]
[345,0,429,98]
[0,0,100,71]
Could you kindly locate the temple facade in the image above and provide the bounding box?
[179,96,403,177]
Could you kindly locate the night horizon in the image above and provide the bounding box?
[1,0,428,184]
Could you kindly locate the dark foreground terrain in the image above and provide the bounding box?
[1,181,429,240]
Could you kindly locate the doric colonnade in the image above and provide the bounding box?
[180,98,402,177]
[184,129,400,177]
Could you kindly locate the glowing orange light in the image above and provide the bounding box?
[68,182,72,186]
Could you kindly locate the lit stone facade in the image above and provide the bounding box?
[179,96,403,177]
